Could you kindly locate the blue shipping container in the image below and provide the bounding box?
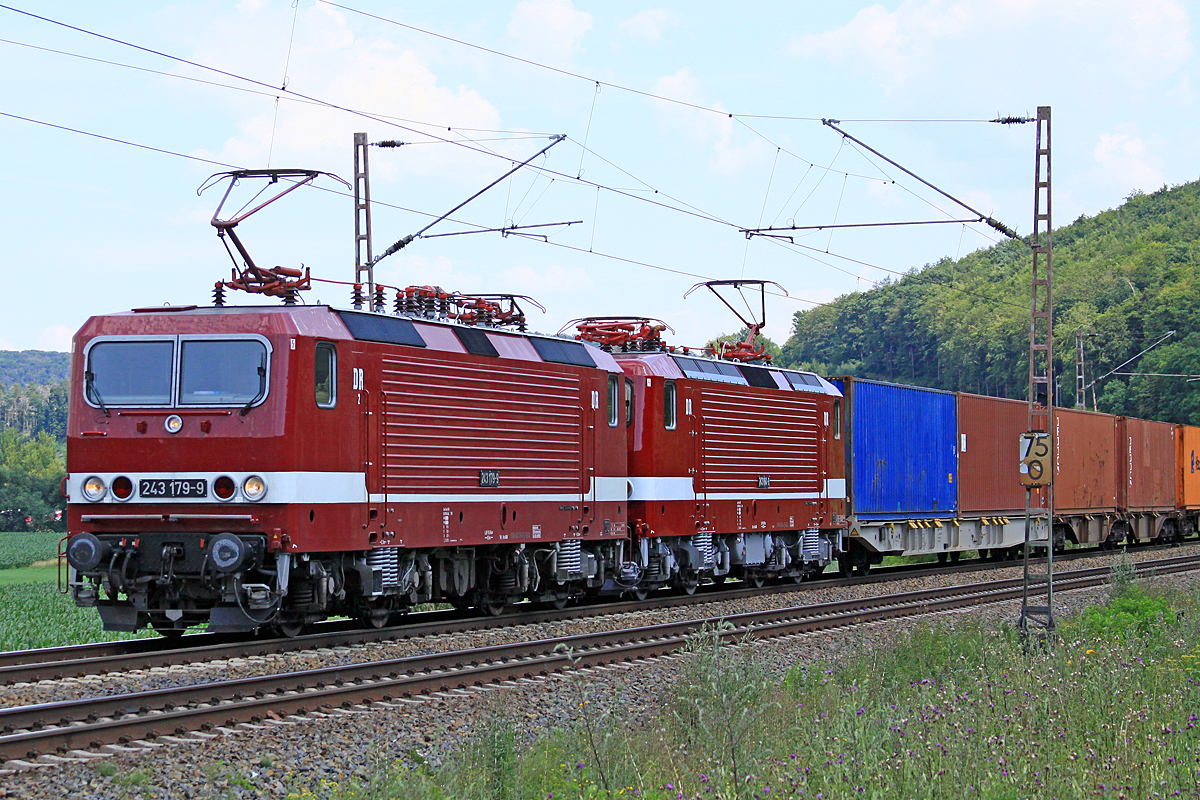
[834,378,958,519]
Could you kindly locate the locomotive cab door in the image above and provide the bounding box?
[354,350,385,536]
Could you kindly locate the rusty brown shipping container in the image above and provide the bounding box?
[957,393,1028,516]
[1179,425,1200,509]
[1119,417,1176,511]
[1053,407,1120,515]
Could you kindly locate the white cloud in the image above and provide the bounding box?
[190,4,505,182]
[650,68,770,175]
[37,325,73,352]
[506,0,593,66]
[621,8,678,43]
[1093,131,1164,191]
[792,0,1192,94]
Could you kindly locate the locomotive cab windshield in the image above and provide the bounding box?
[83,335,272,409]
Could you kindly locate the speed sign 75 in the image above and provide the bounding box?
[1019,431,1053,486]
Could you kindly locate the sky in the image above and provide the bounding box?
[0,0,1197,353]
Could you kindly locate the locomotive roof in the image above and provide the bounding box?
[79,304,624,373]
[611,350,841,396]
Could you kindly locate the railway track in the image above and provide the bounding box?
[1,541,1190,687]
[3,551,1197,766]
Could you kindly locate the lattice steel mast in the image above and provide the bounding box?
[353,132,374,310]
[1019,106,1055,635]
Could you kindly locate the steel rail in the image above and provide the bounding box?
[1,542,1191,684]
[2,553,1196,763]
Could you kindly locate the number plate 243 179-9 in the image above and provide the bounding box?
[139,478,208,498]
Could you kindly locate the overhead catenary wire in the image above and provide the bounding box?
[0,14,739,233]
[0,35,560,138]
[0,5,1045,323]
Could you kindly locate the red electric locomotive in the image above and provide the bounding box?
[65,295,629,634]
[64,283,847,634]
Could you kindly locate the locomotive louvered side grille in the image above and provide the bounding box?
[698,389,820,493]
[380,356,583,492]
[692,533,715,566]
[557,539,582,574]
[365,547,400,588]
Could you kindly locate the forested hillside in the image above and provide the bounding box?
[779,181,1200,425]
[0,350,70,386]
[0,355,69,531]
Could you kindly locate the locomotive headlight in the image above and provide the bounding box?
[242,475,267,501]
[82,475,107,501]
[164,414,183,434]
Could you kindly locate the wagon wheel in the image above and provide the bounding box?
[789,571,805,585]
[711,575,727,586]
[837,557,853,578]
[853,562,871,577]
[550,594,570,610]
[629,587,650,602]
[744,572,765,588]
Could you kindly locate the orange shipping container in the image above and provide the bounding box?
[1178,425,1200,509]
[1053,407,1120,515]
[1119,417,1176,511]
[957,393,1028,516]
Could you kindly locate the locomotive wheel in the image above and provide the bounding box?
[273,617,306,638]
[790,572,805,584]
[678,580,698,596]
[745,572,765,588]
[550,594,570,610]
[629,587,649,601]
[480,598,507,617]
[151,623,184,639]
[362,609,392,629]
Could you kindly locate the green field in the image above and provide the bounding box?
[0,530,61,570]
[0,531,156,650]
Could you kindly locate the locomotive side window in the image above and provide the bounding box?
[180,340,267,405]
[315,342,337,408]
[624,377,634,426]
[664,380,677,430]
[85,340,174,406]
[606,374,619,427]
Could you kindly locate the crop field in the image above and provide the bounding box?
[319,573,1200,800]
[0,530,61,570]
[0,582,153,651]
[0,531,156,651]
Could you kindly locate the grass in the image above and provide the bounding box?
[300,568,1200,800]
[0,565,58,585]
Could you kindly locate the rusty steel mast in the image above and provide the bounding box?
[1019,106,1055,636]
